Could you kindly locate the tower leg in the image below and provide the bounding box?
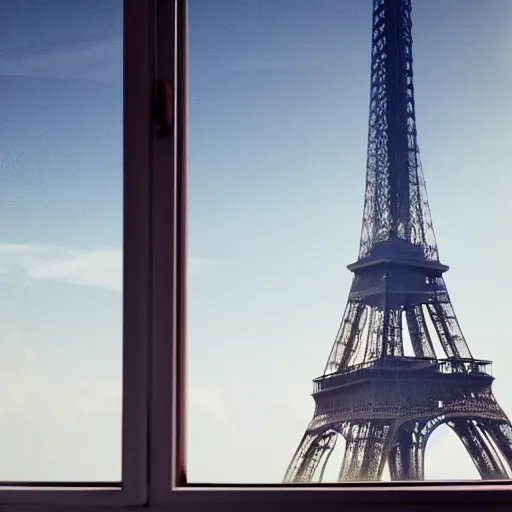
[389,421,425,481]
[485,421,512,473]
[338,422,390,481]
[449,419,509,479]
[283,430,337,483]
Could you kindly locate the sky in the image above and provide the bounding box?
[0,0,123,481]
[186,0,512,483]
[0,0,511,486]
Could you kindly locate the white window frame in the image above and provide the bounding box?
[0,0,152,507]
[2,1,512,511]
[149,0,512,510]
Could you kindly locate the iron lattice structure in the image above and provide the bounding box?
[284,0,512,482]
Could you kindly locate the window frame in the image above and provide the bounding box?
[149,0,512,509]
[2,1,512,511]
[0,0,153,506]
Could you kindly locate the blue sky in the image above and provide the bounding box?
[0,0,511,484]
[0,0,123,480]
[186,0,512,483]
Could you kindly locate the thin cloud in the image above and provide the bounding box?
[0,243,216,291]
[0,243,121,291]
[0,38,122,83]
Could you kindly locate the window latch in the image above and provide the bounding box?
[155,78,173,140]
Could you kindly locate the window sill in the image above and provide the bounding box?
[1,486,512,512]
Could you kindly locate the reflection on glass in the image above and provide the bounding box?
[0,0,123,481]
[187,0,512,484]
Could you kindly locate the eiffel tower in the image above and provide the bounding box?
[284,0,512,482]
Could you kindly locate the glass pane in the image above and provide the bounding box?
[0,0,123,481]
[187,0,512,484]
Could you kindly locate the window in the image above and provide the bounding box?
[2,0,512,511]
[168,0,512,506]
[0,0,151,505]
[0,0,125,484]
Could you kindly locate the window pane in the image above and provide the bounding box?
[186,0,512,484]
[0,0,123,481]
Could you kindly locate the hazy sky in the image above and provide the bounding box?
[186,0,512,483]
[0,0,511,485]
[0,0,123,481]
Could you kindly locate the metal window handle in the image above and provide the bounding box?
[155,78,173,140]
